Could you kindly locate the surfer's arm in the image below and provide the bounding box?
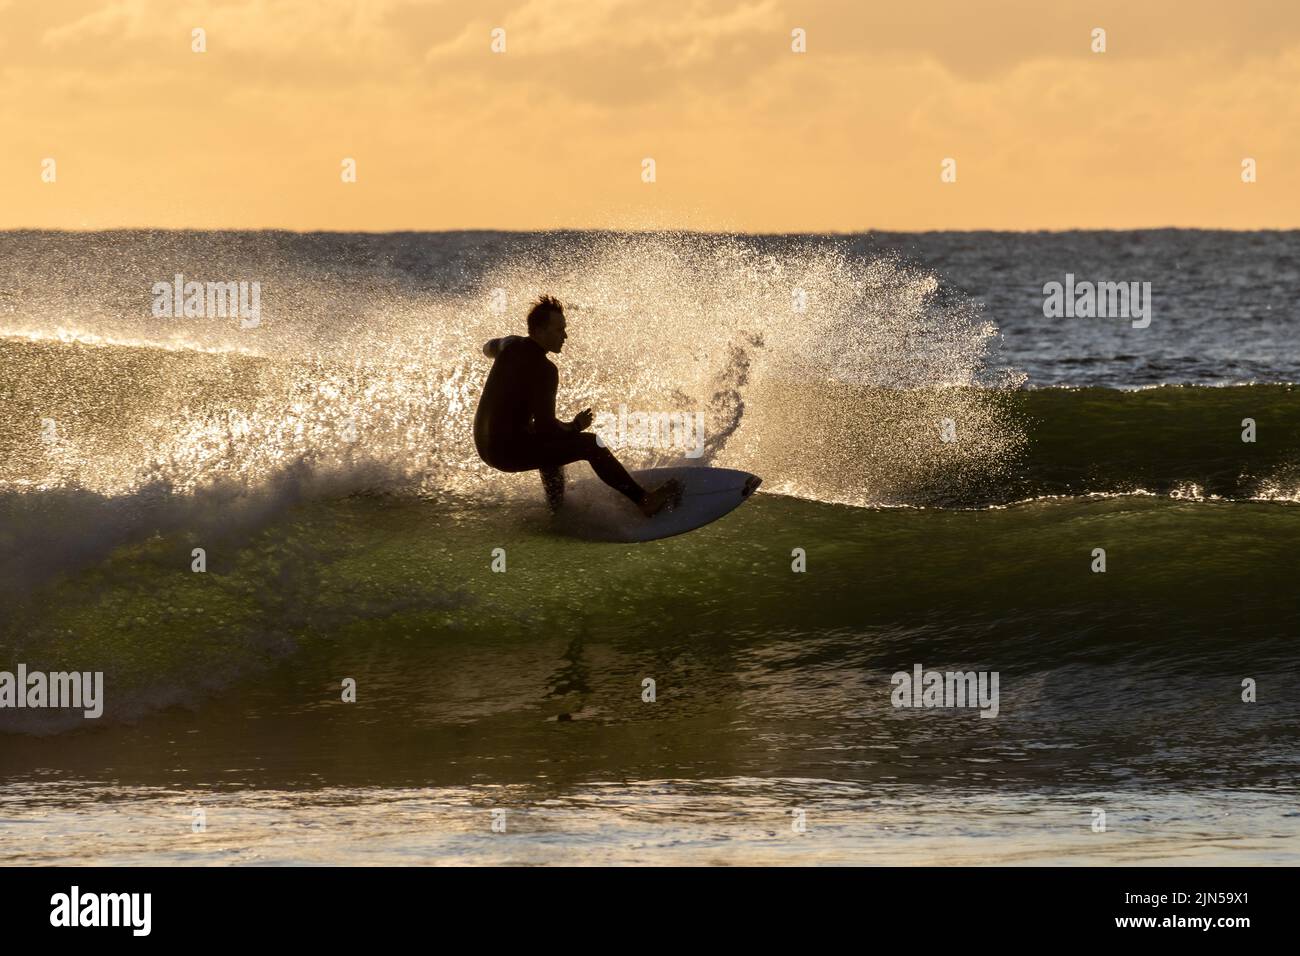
[528,365,565,435]
[549,415,589,433]
[482,335,523,359]
[525,360,590,433]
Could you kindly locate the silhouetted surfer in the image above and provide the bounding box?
[474,294,682,516]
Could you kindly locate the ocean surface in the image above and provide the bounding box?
[1,229,1297,865]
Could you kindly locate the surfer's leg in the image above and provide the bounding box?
[536,434,646,506]
[539,466,565,513]
[573,436,683,517]
[582,439,646,505]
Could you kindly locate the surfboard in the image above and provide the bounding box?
[556,466,762,542]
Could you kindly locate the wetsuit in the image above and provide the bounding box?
[473,335,645,511]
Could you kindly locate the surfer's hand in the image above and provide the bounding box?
[572,408,594,432]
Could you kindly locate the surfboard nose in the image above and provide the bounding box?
[742,475,762,498]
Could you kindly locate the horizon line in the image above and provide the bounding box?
[4,225,1300,236]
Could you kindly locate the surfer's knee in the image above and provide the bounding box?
[578,433,606,460]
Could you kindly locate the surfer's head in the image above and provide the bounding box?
[527,294,567,353]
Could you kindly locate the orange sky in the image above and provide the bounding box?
[2,0,1298,231]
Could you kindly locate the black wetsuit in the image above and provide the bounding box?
[473,336,644,510]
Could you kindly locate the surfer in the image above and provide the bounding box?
[473,294,683,516]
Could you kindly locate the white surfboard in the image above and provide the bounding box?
[556,466,762,542]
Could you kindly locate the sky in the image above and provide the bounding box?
[2,0,1298,231]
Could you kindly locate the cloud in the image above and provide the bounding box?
[3,0,1299,229]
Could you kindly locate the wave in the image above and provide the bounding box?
[3,489,1297,735]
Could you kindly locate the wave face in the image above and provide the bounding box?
[2,493,1298,767]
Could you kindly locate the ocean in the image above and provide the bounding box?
[1,229,1297,865]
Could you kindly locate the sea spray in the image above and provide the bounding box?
[0,231,1025,510]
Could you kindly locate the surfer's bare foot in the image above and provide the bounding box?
[639,479,682,518]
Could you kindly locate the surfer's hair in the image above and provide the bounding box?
[527,294,564,333]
